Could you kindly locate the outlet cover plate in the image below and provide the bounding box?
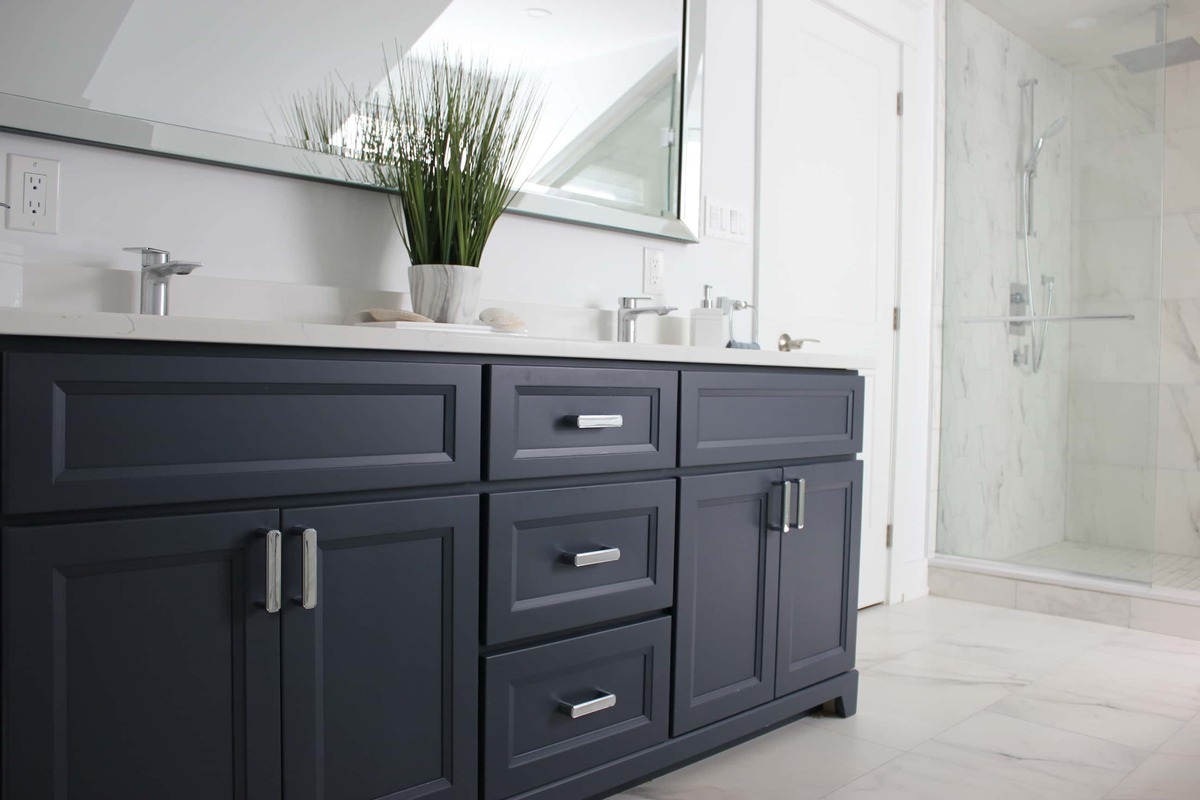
[6,154,60,234]
[642,248,665,294]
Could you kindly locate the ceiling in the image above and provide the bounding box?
[967,0,1200,71]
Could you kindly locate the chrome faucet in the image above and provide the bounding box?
[124,247,202,316]
[617,296,677,343]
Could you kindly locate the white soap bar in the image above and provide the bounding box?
[479,307,527,332]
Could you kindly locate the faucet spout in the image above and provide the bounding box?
[616,296,677,343]
[146,261,202,278]
[124,247,202,316]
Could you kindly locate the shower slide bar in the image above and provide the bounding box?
[960,314,1135,324]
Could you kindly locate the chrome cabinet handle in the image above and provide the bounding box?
[265,530,282,613]
[780,479,793,533]
[794,478,807,531]
[301,528,318,610]
[559,692,617,719]
[574,414,624,429]
[566,547,621,567]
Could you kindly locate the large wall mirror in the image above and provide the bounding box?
[0,0,704,241]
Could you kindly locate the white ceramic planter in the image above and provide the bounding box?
[408,263,482,325]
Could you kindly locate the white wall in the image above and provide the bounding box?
[0,0,757,316]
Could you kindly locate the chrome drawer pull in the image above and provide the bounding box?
[559,692,617,719]
[567,547,621,567]
[779,479,793,533]
[794,478,807,531]
[574,414,624,429]
[301,528,318,610]
[265,530,282,614]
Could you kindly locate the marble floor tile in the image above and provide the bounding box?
[612,598,1200,800]
[826,712,1148,800]
[610,720,901,800]
[1156,714,1200,757]
[1103,628,1200,672]
[989,648,1200,750]
[1105,754,1200,800]
[809,653,1021,751]
[853,604,938,669]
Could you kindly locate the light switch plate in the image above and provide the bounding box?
[6,154,60,234]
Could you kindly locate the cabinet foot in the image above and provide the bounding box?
[822,669,858,718]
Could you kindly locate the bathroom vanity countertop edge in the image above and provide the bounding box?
[0,309,876,371]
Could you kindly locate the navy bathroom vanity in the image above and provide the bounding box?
[0,328,864,800]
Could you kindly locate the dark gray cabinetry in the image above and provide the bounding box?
[2,498,478,800]
[776,461,862,698]
[673,470,781,735]
[0,342,863,800]
[280,497,479,800]
[487,365,677,480]
[485,480,675,644]
[3,353,481,514]
[674,461,862,735]
[483,617,671,800]
[2,510,283,800]
[679,370,864,467]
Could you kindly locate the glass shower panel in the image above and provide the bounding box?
[938,0,1165,585]
[1155,5,1200,593]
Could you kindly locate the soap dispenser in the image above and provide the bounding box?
[691,285,730,347]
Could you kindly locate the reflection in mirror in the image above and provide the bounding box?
[0,0,700,239]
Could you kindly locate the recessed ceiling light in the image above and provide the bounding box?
[526,7,552,18]
[1065,17,1098,30]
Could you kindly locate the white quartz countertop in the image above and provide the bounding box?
[0,308,875,371]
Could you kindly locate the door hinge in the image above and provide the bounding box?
[893,306,900,331]
[886,523,893,548]
[896,91,904,116]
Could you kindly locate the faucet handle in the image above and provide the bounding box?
[124,247,171,267]
[619,296,652,309]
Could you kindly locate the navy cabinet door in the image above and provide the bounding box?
[2,509,283,800]
[673,470,781,736]
[280,496,479,800]
[776,461,862,697]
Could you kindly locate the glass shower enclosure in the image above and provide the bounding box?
[937,0,1200,592]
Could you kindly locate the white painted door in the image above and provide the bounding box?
[757,0,900,608]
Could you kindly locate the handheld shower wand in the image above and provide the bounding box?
[1021,114,1068,373]
[1024,116,1069,175]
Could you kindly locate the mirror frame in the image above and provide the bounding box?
[0,0,703,242]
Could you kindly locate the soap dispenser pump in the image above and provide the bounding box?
[691,285,729,347]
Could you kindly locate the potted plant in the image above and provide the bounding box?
[282,50,542,323]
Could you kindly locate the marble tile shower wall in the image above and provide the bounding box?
[938,0,1073,561]
[1155,55,1200,561]
[1065,61,1163,557]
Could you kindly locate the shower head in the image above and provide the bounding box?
[1041,116,1069,139]
[1114,37,1200,73]
[1025,116,1068,173]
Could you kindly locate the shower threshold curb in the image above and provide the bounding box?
[931,554,1200,606]
[928,555,1200,640]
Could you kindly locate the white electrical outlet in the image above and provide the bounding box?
[643,248,666,295]
[6,154,60,234]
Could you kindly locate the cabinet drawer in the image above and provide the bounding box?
[679,370,863,467]
[3,352,481,514]
[483,617,670,800]
[487,366,677,480]
[485,481,675,644]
